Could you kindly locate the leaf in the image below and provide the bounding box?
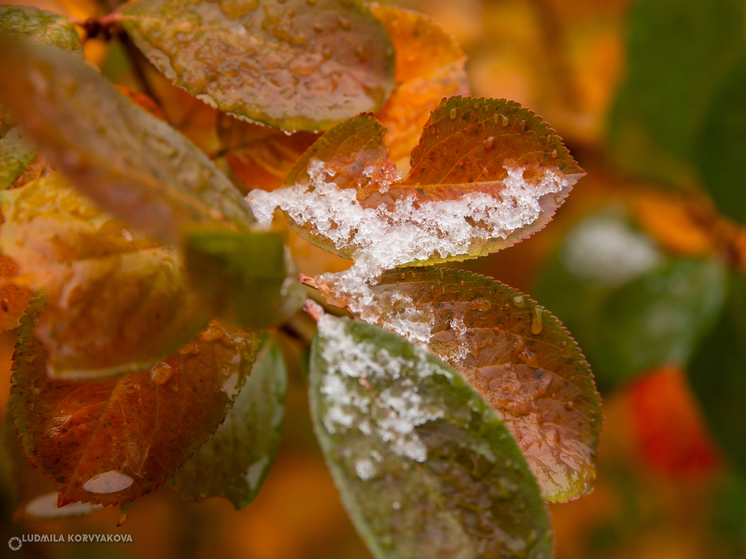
[11,296,263,506]
[687,271,746,475]
[0,5,84,190]
[182,223,305,331]
[372,5,470,165]
[696,51,746,224]
[310,314,553,559]
[0,5,83,54]
[168,339,286,508]
[249,97,584,269]
[310,267,602,503]
[607,0,744,185]
[118,0,395,131]
[2,405,102,520]
[0,174,210,378]
[0,36,254,245]
[534,211,728,391]
[0,254,33,332]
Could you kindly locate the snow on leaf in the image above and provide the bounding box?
[309,267,603,503]
[310,313,553,559]
[372,5,470,165]
[0,36,254,245]
[118,0,395,131]
[168,339,286,509]
[10,297,263,507]
[248,97,584,271]
[0,174,210,379]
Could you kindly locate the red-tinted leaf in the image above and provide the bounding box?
[11,297,262,506]
[372,5,469,165]
[309,267,602,503]
[249,97,584,269]
[118,0,395,131]
[0,254,33,332]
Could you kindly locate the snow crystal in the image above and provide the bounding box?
[317,314,447,462]
[561,217,661,285]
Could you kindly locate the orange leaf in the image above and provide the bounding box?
[113,85,167,122]
[0,254,32,332]
[309,267,602,503]
[372,5,470,165]
[10,297,263,506]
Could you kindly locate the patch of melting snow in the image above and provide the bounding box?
[317,313,448,463]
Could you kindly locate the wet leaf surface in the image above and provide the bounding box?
[0,5,82,54]
[372,5,469,165]
[119,0,395,131]
[687,271,746,475]
[249,97,584,268]
[0,36,254,244]
[182,223,305,331]
[310,313,553,559]
[11,297,263,506]
[169,339,286,509]
[0,174,210,378]
[311,267,602,503]
[534,211,727,391]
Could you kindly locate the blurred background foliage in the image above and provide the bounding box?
[1,0,746,557]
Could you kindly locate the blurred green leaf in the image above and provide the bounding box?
[0,36,254,245]
[310,314,553,559]
[311,267,602,503]
[696,50,746,223]
[169,339,286,509]
[182,224,304,331]
[607,0,745,185]
[687,271,746,474]
[0,128,36,190]
[534,212,727,391]
[118,0,395,131]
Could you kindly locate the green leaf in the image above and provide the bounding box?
[0,5,83,54]
[0,35,254,245]
[0,5,83,189]
[607,0,745,185]
[0,127,37,190]
[249,97,584,268]
[687,271,746,474]
[11,296,263,506]
[534,211,727,391]
[182,224,304,330]
[310,314,553,559]
[310,267,601,503]
[168,339,287,508]
[118,0,395,131]
[0,174,210,378]
[696,51,746,224]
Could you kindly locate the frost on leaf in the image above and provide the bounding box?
[248,97,584,271]
[0,36,254,245]
[0,174,210,378]
[310,268,603,503]
[118,0,395,131]
[168,340,286,509]
[11,297,262,507]
[372,5,470,165]
[310,313,553,559]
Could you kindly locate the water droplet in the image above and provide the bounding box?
[150,361,174,385]
[561,340,567,347]
[513,295,525,307]
[520,119,526,130]
[392,501,401,510]
[501,114,509,127]
[337,17,351,31]
[449,108,457,120]
[483,136,495,150]
[531,307,543,335]
[554,195,562,204]
[551,149,558,158]
[82,471,133,494]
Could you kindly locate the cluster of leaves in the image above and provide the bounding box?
[0,1,603,557]
[535,0,746,479]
